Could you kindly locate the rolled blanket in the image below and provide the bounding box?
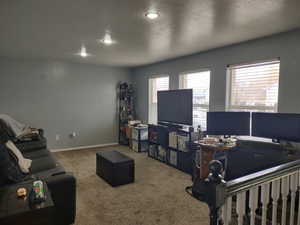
[5,140,32,173]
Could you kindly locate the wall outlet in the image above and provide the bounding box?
[70,132,77,138]
[55,134,60,141]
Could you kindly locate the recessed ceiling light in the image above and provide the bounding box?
[76,45,91,58]
[99,33,116,46]
[145,11,159,20]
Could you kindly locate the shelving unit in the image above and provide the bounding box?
[147,124,198,174]
[118,82,134,145]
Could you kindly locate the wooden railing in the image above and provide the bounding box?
[194,159,300,225]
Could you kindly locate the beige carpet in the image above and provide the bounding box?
[54,145,209,225]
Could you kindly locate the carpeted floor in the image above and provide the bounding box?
[54,145,209,225]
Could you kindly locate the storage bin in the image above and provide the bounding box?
[168,132,177,149]
[148,144,158,158]
[157,146,167,162]
[131,140,148,152]
[168,148,178,167]
[177,135,189,152]
[148,125,158,143]
[132,126,148,141]
[125,126,133,139]
[157,126,169,148]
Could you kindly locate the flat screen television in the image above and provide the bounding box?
[157,89,193,125]
[252,112,300,142]
[206,112,251,135]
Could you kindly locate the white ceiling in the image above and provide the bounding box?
[0,0,300,67]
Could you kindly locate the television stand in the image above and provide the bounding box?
[157,122,183,130]
[148,123,198,174]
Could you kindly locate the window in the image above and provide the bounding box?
[227,59,280,112]
[148,76,169,124]
[179,70,210,129]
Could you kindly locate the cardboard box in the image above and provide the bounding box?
[125,126,133,139]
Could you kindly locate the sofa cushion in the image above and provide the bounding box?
[30,155,58,173]
[16,136,47,153]
[23,148,51,159]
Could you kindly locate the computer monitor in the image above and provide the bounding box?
[252,112,300,142]
[206,112,251,136]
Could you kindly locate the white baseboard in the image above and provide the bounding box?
[50,142,119,153]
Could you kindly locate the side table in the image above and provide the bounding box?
[194,141,236,179]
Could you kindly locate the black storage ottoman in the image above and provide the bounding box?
[96,151,134,187]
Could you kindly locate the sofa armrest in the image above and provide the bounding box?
[44,173,76,225]
[0,176,35,192]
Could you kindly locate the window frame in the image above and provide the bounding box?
[226,58,280,112]
[148,75,170,124]
[179,68,211,128]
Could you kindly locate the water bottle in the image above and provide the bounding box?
[197,125,203,140]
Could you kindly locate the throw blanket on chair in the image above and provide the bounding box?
[0,114,39,140]
[0,114,30,138]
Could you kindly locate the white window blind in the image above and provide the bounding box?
[179,70,210,129]
[148,76,169,124]
[227,60,280,112]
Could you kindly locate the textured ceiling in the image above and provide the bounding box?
[0,0,300,67]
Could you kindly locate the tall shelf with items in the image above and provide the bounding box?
[148,124,198,174]
[118,82,134,145]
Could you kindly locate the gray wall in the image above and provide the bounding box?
[0,58,131,149]
[132,29,300,122]
[2,29,300,149]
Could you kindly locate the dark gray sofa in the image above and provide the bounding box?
[2,136,76,225]
[22,139,76,225]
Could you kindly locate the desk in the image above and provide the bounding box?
[194,141,236,179]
